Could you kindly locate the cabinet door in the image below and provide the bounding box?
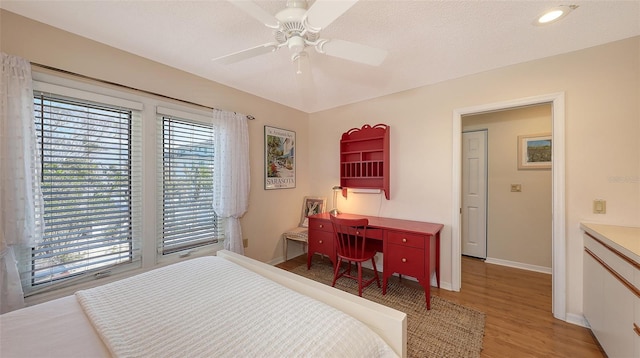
[602,267,635,358]
[583,251,605,339]
[635,269,640,357]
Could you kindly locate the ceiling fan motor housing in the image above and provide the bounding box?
[274,0,319,55]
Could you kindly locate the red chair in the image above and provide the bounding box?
[330,216,380,297]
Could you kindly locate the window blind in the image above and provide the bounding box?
[26,92,142,289]
[159,116,221,254]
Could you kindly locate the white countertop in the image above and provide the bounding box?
[581,222,640,263]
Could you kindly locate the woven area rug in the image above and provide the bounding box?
[291,260,485,358]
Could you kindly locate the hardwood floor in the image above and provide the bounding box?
[277,254,605,358]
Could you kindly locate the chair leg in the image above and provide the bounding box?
[357,262,364,297]
[370,257,381,287]
[331,257,342,287]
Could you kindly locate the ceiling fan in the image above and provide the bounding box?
[213,0,388,70]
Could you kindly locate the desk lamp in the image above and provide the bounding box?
[330,185,342,215]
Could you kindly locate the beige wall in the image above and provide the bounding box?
[309,36,639,321]
[463,105,552,269]
[0,9,310,264]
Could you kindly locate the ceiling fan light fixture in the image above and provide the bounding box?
[287,35,306,53]
[534,5,578,25]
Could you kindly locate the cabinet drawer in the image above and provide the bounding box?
[308,230,334,256]
[585,233,636,285]
[308,217,332,233]
[387,230,425,249]
[385,244,425,278]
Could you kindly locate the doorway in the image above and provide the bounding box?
[451,92,566,321]
[462,107,553,269]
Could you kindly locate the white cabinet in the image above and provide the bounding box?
[635,269,640,356]
[601,264,635,358]
[582,223,640,358]
[583,251,604,340]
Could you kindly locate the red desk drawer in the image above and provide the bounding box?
[308,217,332,233]
[308,230,334,257]
[385,244,425,278]
[387,230,425,249]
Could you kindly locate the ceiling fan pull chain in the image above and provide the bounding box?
[293,51,308,75]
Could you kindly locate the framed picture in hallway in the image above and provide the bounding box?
[518,133,552,170]
[265,126,296,189]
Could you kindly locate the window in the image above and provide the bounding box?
[25,91,142,290]
[159,115,221,254]
[14,75,226,298]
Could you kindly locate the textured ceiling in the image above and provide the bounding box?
[2,0,639,113]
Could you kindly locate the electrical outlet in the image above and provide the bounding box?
[510,184,522,192]
[243,238,248,248]
[593,199,606,214]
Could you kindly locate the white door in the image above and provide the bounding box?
[462,130,487,258]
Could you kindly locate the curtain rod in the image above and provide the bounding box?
[30,62,255,120]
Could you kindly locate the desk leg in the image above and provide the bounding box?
[425,236,432,310]
[435,232,440,288]
[421,233,441,309]
[422,233,442,310]
[422,280,431,310]
[382,273,389,295]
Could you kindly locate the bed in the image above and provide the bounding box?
[1,250,407,357]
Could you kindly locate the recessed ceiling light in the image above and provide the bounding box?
[534,5,578,25]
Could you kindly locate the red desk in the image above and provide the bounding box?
[307,212,444,309]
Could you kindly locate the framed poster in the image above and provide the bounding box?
[518,133,552,170]
[299,196,327,227]
[265,126,296,189]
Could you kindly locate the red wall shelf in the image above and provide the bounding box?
[339,124,390,199]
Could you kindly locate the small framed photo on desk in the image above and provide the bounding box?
[300,196,326,227]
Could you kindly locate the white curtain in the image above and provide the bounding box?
[212,110,250,255]
[0,53,45,313]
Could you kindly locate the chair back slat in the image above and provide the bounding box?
[330,216,369,260]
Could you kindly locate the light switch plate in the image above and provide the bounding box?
[593,199,606,214]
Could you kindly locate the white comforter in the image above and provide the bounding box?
[75,256,394,358]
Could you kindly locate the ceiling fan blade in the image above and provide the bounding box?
[304,0,358,31]
[213,43,280,65]
[228,0,279,28]
[317,39,388,66]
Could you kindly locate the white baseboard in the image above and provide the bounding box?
[565,312,589,328]
[438,281,454,291]
[485,257,552,274]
